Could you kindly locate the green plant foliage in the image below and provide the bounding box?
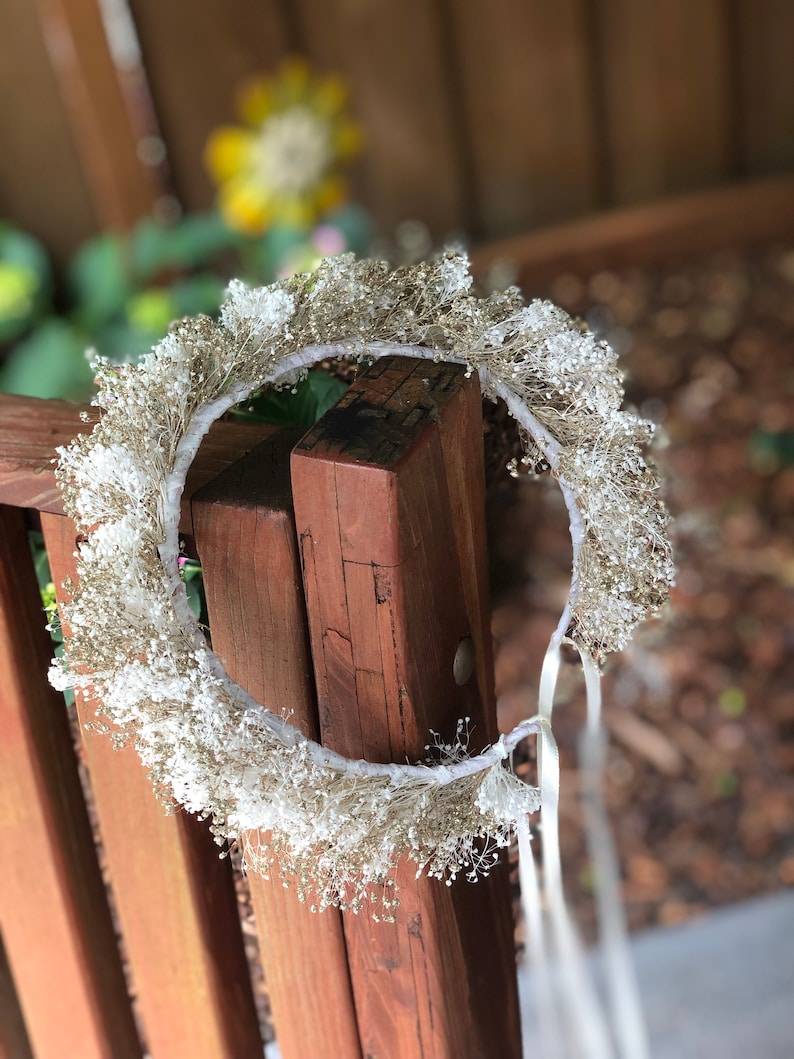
[750,429,794,472]
[0,223,52,341]
[28,530,74,706]
[232,370,348,426]
[180,559,207,626]
[69,232,132,330]
[1,318,94,399]
[130,212,243,280]
[0,205,368,404]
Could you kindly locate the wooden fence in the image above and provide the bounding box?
[1,0,793,265]
[0,357,521,1058]
[3,173,794,1058]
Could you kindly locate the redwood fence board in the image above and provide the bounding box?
[3,3,794,259]
[734,0,794,175]
[470,174,794,294]
[130,0,289,214]
[193,427,362,1059]
[291,357,521,1059]
[295,0,469,239]
[0,393,276,538]
[450,0,601,237]
[0,931,33,1059]
[40,512,264,1059]
[594,0,733,204]
[33,0,164,230]
[0,506,142,1059]
[0,0,97,264]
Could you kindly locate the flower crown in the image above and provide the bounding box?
[51,252,673,913]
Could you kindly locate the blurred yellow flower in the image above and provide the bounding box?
[205,58,361,236]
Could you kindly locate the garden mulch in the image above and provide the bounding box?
[232,241,794,1045]
[486,241,794,942]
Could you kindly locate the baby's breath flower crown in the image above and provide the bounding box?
[51,252,673,912]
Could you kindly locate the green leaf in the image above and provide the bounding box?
[69,234,131,329]
[130,212,242,281]
[232,370,348,426]
[244,223,310,281]
[0,318,94,399]
[90,319,157,363]
[180,560,207,625]
[169,273,225,318]
[28,530,51,588]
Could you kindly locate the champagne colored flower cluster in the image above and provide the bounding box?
[51,252,672,912]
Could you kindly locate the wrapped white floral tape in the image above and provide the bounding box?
[50,252,673,924]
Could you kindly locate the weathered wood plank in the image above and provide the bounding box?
[192,427,362,1059]
[295,0,469,238]
[0,394,275,539]
[449,0,601,237]
[129,0,288,212]
[0,506,142,1059]
[40,512,264,1059]
[595,0,732,204]
[291,357,520,1059]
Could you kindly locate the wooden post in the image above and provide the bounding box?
[0,930,33,1059]
[192,427,362,1059]
[40,513,263,1059]
[291,357,521,1059]
[0,505,142,1059]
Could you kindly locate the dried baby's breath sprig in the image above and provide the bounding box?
[50,252,673,908]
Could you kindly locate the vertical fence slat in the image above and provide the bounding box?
[295,0,469,239]
[595,0,733,204]
[40,512,263,1059]
[129,0,288,212]
[33,0,164,229]
[193,427,362,1059]
[0,506,142,1059]
[734,0,794,176]
[291,357,521,1059]
[0,2,96,263]
[449,0,601,237]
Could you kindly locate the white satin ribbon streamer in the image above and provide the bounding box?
[517,640,650,1059]
[580,651,651,1059]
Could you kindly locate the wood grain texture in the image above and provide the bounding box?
[291,357,520,1059]
[40,512,263,1059]
[449,0,601,237]
[0,506,141,1059]
[129,0,288,212]
[734,0,794,175]
[192,428,362,1059]
[0,394,275,540]
[596,0,733,204]
[295,0,468,238]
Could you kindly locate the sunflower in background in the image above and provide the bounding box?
[205,58,362,236]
